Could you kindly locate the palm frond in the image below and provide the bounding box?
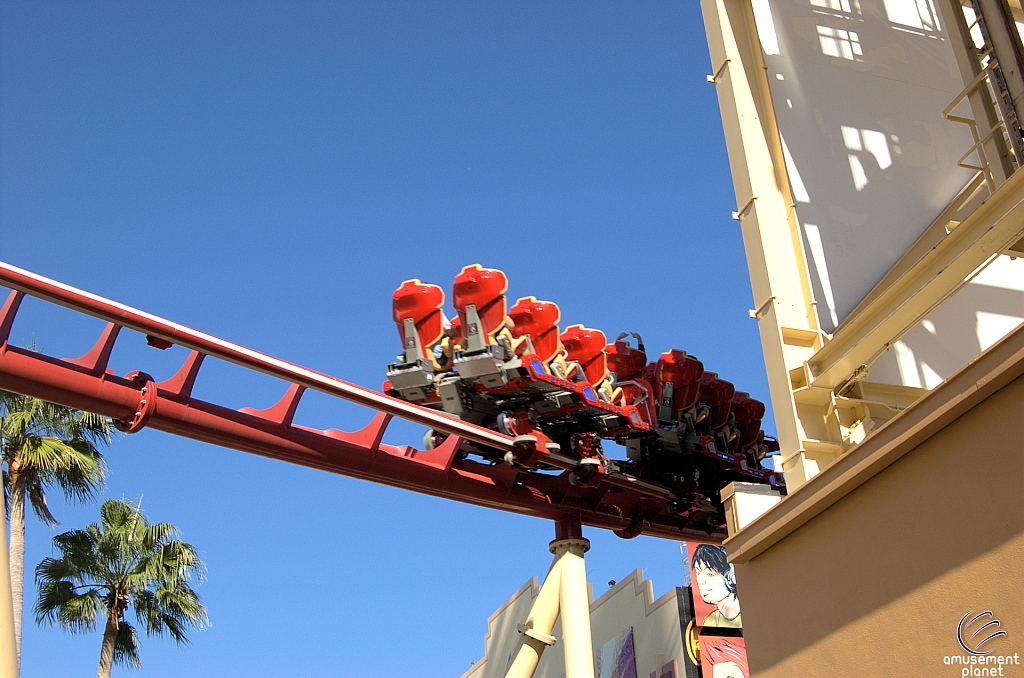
[155,540,205,581]
[1,409,37,441]
[36,555,85,587]
[67,410,114,447]
[28,481,59,527]
[134,580,207,644]
[113,620,142,669]
[49,441,106,504]
[155,581,208,638]
[35,580,103,632]
[52,528,97,557]
[140,522,180,553]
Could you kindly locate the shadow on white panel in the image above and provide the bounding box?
[869,256,1024,388]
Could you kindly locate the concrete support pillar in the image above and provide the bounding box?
[504,516,595,678]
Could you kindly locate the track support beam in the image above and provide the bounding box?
[504,517,596,678]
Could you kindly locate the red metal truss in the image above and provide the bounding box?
[0,261,723,543]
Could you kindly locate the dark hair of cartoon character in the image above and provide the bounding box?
[691,544,737,594]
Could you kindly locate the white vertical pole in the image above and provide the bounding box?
[555,538,594,678]
[0,482,18,677]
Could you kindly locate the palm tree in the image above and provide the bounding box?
[1,389,112,666]
[35,498,208,678]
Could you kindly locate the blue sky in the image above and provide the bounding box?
[1,3,771,676]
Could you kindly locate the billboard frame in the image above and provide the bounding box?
[701,0,1024,490]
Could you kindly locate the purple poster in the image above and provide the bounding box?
[590,627,638,678]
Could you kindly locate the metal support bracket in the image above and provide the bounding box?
[113,371,157,434]
[707,58,731,83]
[732,195,756,221]
[517,623,556,646]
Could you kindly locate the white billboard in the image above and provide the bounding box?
[751,0,977,332]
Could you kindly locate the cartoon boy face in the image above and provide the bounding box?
[694,563,732,605]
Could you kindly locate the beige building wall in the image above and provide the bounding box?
[463,569,693,678]
[724,323,1024,677]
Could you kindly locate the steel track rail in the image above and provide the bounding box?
[0,261,717,542]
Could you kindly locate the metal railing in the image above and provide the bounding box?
[943,60,1023,192]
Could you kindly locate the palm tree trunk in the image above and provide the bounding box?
[7,467,25,668]
[97,610,118,678]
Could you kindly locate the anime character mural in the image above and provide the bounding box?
[698,636,749,678]
[688,544,741,628]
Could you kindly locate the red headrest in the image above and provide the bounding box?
[452,265,508,342]
[561,325,608,385]
[392,279,444,358]
[699,372,736,430]
[510,297,561,363]
[606,341,648,380]
[656,349,704,414]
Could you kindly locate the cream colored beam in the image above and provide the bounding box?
[807,168,1024,390]
[0,484,17,678]
[505,556,563,678]
[700,0,825,488]
[504,534,595,678]
[555,539,595,678]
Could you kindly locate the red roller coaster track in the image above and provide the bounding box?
[0,261,724,543]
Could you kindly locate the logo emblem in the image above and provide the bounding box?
[958,611,1007,656]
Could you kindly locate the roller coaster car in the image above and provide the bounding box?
[384,265,784,529]
[385,279,446,404]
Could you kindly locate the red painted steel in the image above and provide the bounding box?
[0,261,721,543]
